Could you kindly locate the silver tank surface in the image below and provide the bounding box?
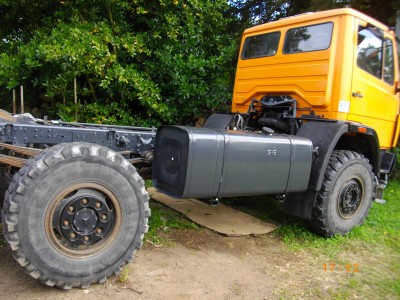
[153,126,313,199]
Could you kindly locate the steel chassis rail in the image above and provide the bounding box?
[0,120,157,168]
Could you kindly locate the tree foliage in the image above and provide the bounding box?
[350,0,400,26]
[227,0,312,28]
[0,0,398,126]
[0,0,235,125]
[227,0,399,28]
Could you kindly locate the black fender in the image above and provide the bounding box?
[297,120,349,191]
[203,113,235,130]
[282,120,380,219]
[346,123,380,175]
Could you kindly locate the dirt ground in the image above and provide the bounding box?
[0,224,361,300]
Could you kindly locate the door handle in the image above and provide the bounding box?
[352,92,363,98]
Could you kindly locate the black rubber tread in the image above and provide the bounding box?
[0,168,12,222]
[1,142,150,289]
[311,150,373,236]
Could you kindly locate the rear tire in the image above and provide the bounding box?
[2,142,150,289]
[311,150,373,236]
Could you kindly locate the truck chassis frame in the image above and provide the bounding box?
[0,117,156,169]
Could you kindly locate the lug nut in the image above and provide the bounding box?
[68,205,75,213]
[63,220,69,227]
[95,202,101,208]
[83,236,90,242]
[81,198,88,205]
[96,228,102,234]
[69,232,76,239]
[101,214,108,221]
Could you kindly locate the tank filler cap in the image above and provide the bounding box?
[261,127,275,135]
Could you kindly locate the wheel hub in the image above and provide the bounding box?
[73,208,98,234]
[338,179,362,219]
[53,188,116,250]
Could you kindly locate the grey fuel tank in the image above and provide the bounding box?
[153,126,313,199]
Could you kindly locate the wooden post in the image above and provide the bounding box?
[20,85,24,114]
[74,77,77,105]
[74,77,77,121]
[12,89,16,114]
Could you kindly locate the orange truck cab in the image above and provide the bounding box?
[232,8,399,149]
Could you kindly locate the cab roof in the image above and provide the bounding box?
[244,8,390,35]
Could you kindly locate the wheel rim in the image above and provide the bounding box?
[45,182,122,258]
[338,178,363,219]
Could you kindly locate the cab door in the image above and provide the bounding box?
[349,23,399,149]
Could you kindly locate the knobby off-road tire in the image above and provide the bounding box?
[0,168,12,222]
[1,142,150,289]
[311,150,373,236]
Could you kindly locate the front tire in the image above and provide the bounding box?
[2,142,150,289]
[311,150,373,236]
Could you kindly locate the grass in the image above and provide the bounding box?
[117,266,130,284]
[276,181,399,252]
[220,180,399,257]
[145,179,199,246]
[146,201,199,245]
[274,180,400,299]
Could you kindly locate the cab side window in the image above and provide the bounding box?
[283,22,333,54]
[357,26,395,85]
[383,38,394,85]
[357,27,383,79]
[241,32,281,59]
